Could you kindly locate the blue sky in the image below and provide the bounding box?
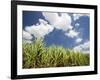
[22,11,90,53]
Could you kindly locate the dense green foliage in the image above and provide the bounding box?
[23,39,90,68]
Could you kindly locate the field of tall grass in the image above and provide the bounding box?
[22,39,90,69]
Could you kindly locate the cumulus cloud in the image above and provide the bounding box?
[76,38,82,43]
[75,23,80,27]
[42,12,81,39]
[24,12,83,44]
[22,30,33,43]
[25,19,54,39]
[73,41,90,53]
[24,12,75,39]
[42,12,72,31]
[65,30,79,38]
[39,18,48,25]
[23,30,33,40]
[73,13,89,21]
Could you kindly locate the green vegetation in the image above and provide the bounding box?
[23,39,90,68]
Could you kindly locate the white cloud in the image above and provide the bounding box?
[22,30,33,43]
[39,18,48,25]
[65,30,79,38]
[76,38,82,43]
[75,23,80,27]
[42,12,81,39]
[23,30,33,40]
[73,41,90,53]
[25,19,54,39]
[42,12,57,25]
[73,13,89,21]
[24,12,83,42]
[25,12,75,39]
[42,12,72,31]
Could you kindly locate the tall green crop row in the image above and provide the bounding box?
[23,39,90,68]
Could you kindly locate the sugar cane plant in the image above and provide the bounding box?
[23,39,90,68]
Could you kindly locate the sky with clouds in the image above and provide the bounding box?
[22,11,90,53]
